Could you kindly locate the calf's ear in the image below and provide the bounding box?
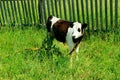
[82,23,87,29]
[46,15,53,32]
[46,20,51,32]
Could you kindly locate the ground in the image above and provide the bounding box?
[0,27,120,80]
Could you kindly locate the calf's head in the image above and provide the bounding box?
[72,22,87,39]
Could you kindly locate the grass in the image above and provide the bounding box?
[0,0,120,79]
[0,27,120,80]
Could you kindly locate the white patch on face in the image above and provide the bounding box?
[72,22,83,39]
[50,16,60,29]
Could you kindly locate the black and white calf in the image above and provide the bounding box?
[46,15,87,59]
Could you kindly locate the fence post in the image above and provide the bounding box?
[47,0,50,17]
[105,0,108,32]
[59,0,62,18]
[21,0,26,26]
[68,0,72,21]
[23,0,29,25]
[81,0,85,23]
[13,0,19,25]
[3,1,8,25]
[100,0,103,31]
[110,0,113,31]
[28,0,32,25]
[31,0,36,25]
[43,0,47,23]
[86,0,90,37]
[17,0,22,26]
[0,9,1,27]
[6,0,12,25]
[63,0,67,20]
[51,0,55,17]
[38,0,45,25]
[38,0,41,24]
[1,1,5,25]
[10,0,16,29]
[90,0,94,32]
[115,0,118,41]
[76,0,80,22]
[72,0,75,21]
[95,0,98,34]
[55,0,59,17]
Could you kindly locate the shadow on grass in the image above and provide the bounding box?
[22,36,65,62]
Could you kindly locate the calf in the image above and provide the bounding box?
[46,15,87,59]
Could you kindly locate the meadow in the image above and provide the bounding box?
[0,26,120,80]
[0,0,120,79]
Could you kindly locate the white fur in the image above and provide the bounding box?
[66,27,80,51]
[66,22,83,60]
[66,28,74,51]
[72,22,83,39]
[50,16,60,29]
[66,27,80,61]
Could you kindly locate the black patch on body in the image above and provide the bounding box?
[52,20,73,43]
[46,16,87,44]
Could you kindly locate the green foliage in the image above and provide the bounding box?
[0,27,120,80]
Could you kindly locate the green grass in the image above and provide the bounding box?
[0,27,120,80]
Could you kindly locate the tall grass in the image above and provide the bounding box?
[0,27,120,80]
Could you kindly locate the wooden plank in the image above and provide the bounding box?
[47,0,50,16]
[105,0,108,32]
[2,1,8,24]
[40,0,45,24]
[86,0,89,24]
[0,1,1,26]
[55,0,58,17]
[95,0,98,33]
[68,0,72,21]
[24,0,29,25]
[10,0,16,26]
[90,0,94,31]
[41,0,45,24]
[43,0,47,23]
[13,1,18,25]
[31,0,36,25]
[63,0,67,19]
[51,0,55,16]
[115,0,118,40]
[16,0,22,25]
[110,0,113,30]
[59,0,62,18]
[115,0,118,28]
[28,0,32,25]
[21,0,26,25]
[35,0,39,24]
[81,0,85,23]
[86,0,90,37]
[38,0,42,24]
[6,0,11,24]
[100,0,103,31]
[0,1,5,25]
[72,0,75,21]
[76,0,80,22]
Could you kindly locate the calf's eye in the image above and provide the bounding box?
[78,28,80,32]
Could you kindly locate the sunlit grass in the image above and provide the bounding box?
[0,27,120,80]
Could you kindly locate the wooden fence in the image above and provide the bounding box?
[0,0,39,26]
[0,0,119,36]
